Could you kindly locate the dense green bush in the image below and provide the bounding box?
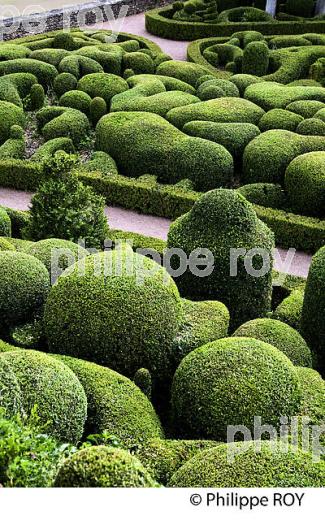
[0,101,25,144]
[237,183,287,209]
[169,440,325,487]
[136,438,219,485]
[36,106,90,146]
[258,108,303,132]
[123,51,155,74]
[77,73,129,105]
[0,350,87,442]
[273,289,304,331]
[0,251,50,329]
[45,246,182,380]
[301,246,325,371]
[242,41,269,76]
[171,337,302,440]
[0,410,73,487]
[297,117,325,135]
[96,112,234,191]
[171,299,229,365]
[58,55,103,78]
[233,318,312,367]
[30,137,75,162]
[297,367,325,430]
[89,97,107,125]
[53,73,77,97]
[54,446,158,487]
[245,83,325,111]
[0,125,25,160]
[167,189,274,328]
[156,60,213,87]
[310,57,325,87]
[217,6,274,23]
[183,121,260,159]
[30,48,70,67]
[57,355,163,446]
[24,83,45,111]
[24,152,109,247]
[243,130,325,184]
[0,207,11,236]
[80,151,118,176]
[0,357,22,414]
[0,237,15,251]
[0,59,57,87]
[59,90,92,115]
[285,152,325,217]
[196,78,239,99]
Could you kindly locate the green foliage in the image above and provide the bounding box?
[285,152,325,217]
[233,318,312,367]
[310,57,325,86]
[258,108,303,132]
[59,90,92,114]
[0,237,15,251]
[169,440,325,487]
[0,251,50,329]
[123,52,155,74]
[58,55,103,78]
[53,73,77,97]
[0,207,11,236]
[0,101,25,144]
[89,97,107,125]
[36,106,90,146]
[301,246,325,371]
[297,367,325,430]
[171,337,302,440]
[237,183,287,209]
[245,83,325,111]
[156,60,213,87]
[80,151,118,176]
[30,48,70,67]
[30,137,75,162]
[273,289,304,331]
[44,246,182,380]
[52,32,78,51]
[0,59,57,87]
[296,117,325,136]
[167,189,274,328]
[196,78,239,100]
[77,73,129,105]
[0,125,25,160]
[54,446,158,487]
[24,152,109,248]
[0,350,87,442]
[56,355,163,447]
[242,41,269,76]
[133,368,152,400]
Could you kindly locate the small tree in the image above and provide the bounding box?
[24,151,109,248]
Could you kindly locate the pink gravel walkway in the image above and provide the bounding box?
[0,187,312,277]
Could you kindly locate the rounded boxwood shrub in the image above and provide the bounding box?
[54,446,158,487]
[258,108,303,132]
[56,355,164,447]
[44,247,182,380]
[245,83,325,111]
[237,183,287,209]
[286,100,325,118]
[136,438,219,485]
[156,60,213,87]
[89,96,107,125]
[229,74,263,96]
[77,73,128,105]
[296,117,325,136]
[53,72,77,97]
[169,441,325,487]
[0,237,15,251]
[0,339,18,353]
[59,90,92,115]
[273,289,304,332]
[196,79,239,99]
[171,337,301,441]
[297,367,325,429]
[58,55,104,78]
[25,238,89,284]
[0,251,50,329]
[301,246,325,371]
[37,106,90,147]
[0,357,22,415]
[167,189,274,328]
[285,152,325,217]
[233,318,312,367]
[0,101,25,144]
[0,207,11,236]
[242,41,269,77]
[0,350,87,442]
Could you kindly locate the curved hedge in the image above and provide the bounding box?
[233,318,312,367]
[169,441,325,487]
[0,350,87,443]
[171,337,302,440]
[273,289,304,331]
[54,446,158,488]
[56,355,164,448]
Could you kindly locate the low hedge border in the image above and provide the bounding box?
[145,7,325,41]
[0,160,324,252]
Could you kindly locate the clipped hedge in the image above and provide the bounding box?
[273,289,304,332]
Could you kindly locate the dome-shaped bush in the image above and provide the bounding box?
[301,246,325,371]
[0,252,50,329]
[285,152,325,217]
[169,441,325,487]
[26,238,88,284]
[167,189,274,328]
[0,350,87,443]
[233,318,312,367]
[258,109,303,132]
[297,367,325,428]
[0,237,15,251]
[171,337,302,440]
[273,289,304,331]
[54,446,158,487]
[45,247,182,379]
[0,339,17,353]
[0,207,11,237]
[56,355,163,447]
[0,357,22,415]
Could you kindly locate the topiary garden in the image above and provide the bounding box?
[0,12,324,490]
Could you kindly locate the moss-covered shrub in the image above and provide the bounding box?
[0,251,50,329]
[30,48,70,67]
[0,125,25,160]
[166,97,265,129]
[80,151,118,176]
[245,83,325,111]
[0,357,22,415]
[58,55,103,78]
[25,238,89,284]
[285,152,325,217]
[59,90,92,115]
[169,440,325,487]
[89,96,107,125]
[243,130,325,184]
[237,182,287,209]
[258,108,303,132]
[167,189,274,328]
[156,60,213,87]
[57,355,163,446]
[44,247,182,380]
[0,101,25,144]
[54,446,158,487]
[53,73,77,97]
[273,289,304,332]
[0,237,15,251]
[30,137,75,162]
[0,350,87,442]
[196,79,239,100]
[36,106,90,146]
[0,207,11,236]
[301,246,325,370]
[77,73,128,105]
[242,41,269,76]
[136,438,219,485]
[171,337,302,440]
[233,318,312,367]
[0,59,57,87]
[24,83,45,111]
[96,112,234,191]
[296,117,325,136]
[171,299,229,365]
[123,52,155,74]
[111,89,199,117]
[286,100,325,118]
[183,121,260,159]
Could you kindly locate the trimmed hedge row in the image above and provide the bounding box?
[146,7,325,41]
